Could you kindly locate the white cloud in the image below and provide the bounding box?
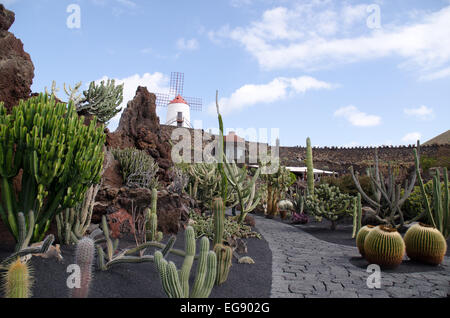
[230,0,252,8]
[176,38,199,51]
[116,0,136,8]
[404,105,434,120]
[95,72,170,131]
[401,132,422,144]
[210,4,450,78]
[419,66,450,81]
[209,76,335,115]
[334,105,381,127]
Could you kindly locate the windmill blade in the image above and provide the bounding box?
[184,96,202,111]
[169,72,184,96]
[155,93,173,108]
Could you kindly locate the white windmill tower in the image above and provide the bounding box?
[155,72,202,128]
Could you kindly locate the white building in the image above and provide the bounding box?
[165,95,191,128]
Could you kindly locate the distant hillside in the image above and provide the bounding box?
[424,130,450,145]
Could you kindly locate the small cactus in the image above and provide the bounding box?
[214,243,232,285]
[3,259,33,298]
[70,237,95,298]
[356,225,376,257]
[364,226,405,268]
[404,223,447,265]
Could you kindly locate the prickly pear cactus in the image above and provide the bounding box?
[404,223,447,265]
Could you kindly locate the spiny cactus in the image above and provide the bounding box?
[96,215,179,271]
[146,188,163,242]
[404,223,447,265]
[213,198,225,246]
[352,193,363,238]
[414,149,449,238]
[0,94,105,251]
[70,237,95,298]
[3,258,33,298]
[306,137,314,195]
[56,184,100,245]
[1,234,55,266]
[349,144,418,229]
[364,225,405,268]
[154,226,217,298]
[355,225,375,257]
[77,79,124,124]
[306,184,355,230]
[112,148,159,190]
[214,243,232,286]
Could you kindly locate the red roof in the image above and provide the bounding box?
[170,95,188,105]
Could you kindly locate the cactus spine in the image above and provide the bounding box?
[355,225,375,257]
[404,223,447,265]
[3,259,33,298]
[71,237,95,298]
[154,226,217,298]
[306,137,314,195]
[146,188,163,242]
[212,197,232,285]
[364,225,405,268]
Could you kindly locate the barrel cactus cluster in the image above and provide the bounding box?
[403,223,447,265]
[363,225,405,268]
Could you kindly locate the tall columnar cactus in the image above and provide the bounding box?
[146,188,163,242]
[70,237,95,298]
[77,79,124,124]
[352,194,363,238]
[355,225,375,257]
[154,226,217,298]
[363,225,405,268]
[404,223,447,265]
[306,137,314,195]
[0,94,105,251]
[349,144,418,229]
[213,198,225,246]
[56,184,100,245]
[413,149,449,238]
[3,258,33,298]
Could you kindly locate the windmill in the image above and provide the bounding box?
[155,72,202,128]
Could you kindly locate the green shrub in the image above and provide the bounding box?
[320,174,373,198]
[112,148,159,189]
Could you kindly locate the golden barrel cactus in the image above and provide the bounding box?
[364,226,405,268]
[404,223,447,265]
[356,225,376,257]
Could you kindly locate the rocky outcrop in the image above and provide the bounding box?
[0,4,34,111]
[106,86,172,182]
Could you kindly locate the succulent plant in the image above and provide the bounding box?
[306,137,314,195]
[154,226,217,298]
[3,258,33,298]
[70,237,95,298]
[364,225,405,268]
[404,223,447,265]
[352,193,363,238]
[214,243,232,286]
[146,188,163,242]
[355,225,376,257]
[0,94,105,251]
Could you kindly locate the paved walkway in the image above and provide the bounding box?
[254,215,450,298]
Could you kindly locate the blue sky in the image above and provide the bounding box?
[3,0,450,147]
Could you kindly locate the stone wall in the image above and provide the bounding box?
[161,124,450,176]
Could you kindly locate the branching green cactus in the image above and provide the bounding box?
[1,234,54,266]
[154,226,217,298]
[77,79,124,124]
[0,94,105,251]
[350,144,418,229]
[2,258,33,298]
[306,184,355,230]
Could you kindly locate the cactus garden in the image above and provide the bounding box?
[0,1,449,304]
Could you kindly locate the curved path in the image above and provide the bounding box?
[254,215,450,298]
